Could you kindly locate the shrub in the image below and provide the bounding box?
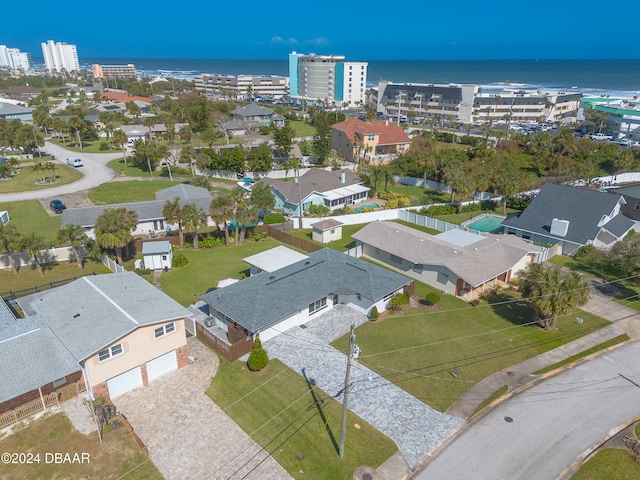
[135,268,151,276]
[264,213,286,224]
[99,142,110,151]
[424,204,457,216]
[253,337,262,350]
[425,292,441,305]
[198,236,225,248]
[435,132,456,143]
[388,292,410,311]
[369,306,379,319]
[460,135,483,146]
[190,176,211,190]
[247,348,269,372]
[506,194,534,211]
[309,204,330,216]
[172,253,188,267]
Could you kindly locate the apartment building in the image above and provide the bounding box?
[41,40,80,73]
[580,97,640,142]
[194,74,288,99]
[92,64,137,79]
[0,46,32,71]
[377,81,581,124]
[289,51,367,107]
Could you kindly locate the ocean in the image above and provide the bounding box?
[42,57,640,98]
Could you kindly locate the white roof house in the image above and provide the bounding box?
[243,245,308,276]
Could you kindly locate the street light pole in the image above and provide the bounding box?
[339,323,355,458]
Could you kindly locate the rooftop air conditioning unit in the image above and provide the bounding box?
[204,318,214,328]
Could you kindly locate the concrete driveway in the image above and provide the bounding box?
[115,337,291,480]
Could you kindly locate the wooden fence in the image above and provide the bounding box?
[0,393,59,429]
[257,225,322,253]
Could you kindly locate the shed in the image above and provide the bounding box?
[311,219,343,244]
[142,241,172,270]
[243,245,308,276]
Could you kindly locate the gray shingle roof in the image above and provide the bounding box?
[31,272,192,361]
[311,219,343,231]
[601,213,635,238]
[0,313,80,404]
[501,183,631,245]
[200,248,410,333]
[142,241,172,255]
[154,184,211,201]
[230,103,275,117]
[262,169,364,203]
[353,222,539,287]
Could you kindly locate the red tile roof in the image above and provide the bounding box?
[100,91,151,103]
[332,118,410,145]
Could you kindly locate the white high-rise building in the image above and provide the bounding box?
[0,45,32,71]
[41,40,80,73]
[288,52,367,107]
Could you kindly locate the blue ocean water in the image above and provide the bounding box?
[42,57,640,98]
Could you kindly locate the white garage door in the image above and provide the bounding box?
[146,351,178,382]
[107,367,142,399]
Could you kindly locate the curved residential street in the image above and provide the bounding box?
[414,340,640,480]
[1,141,120,202]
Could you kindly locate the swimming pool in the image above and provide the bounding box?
[467,215,504,233]
[354,203,381,213]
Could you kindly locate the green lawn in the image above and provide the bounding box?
[106,157,166,178]
[571,448,640,480]
[0,200,63,243]
[432,206,517,226]
[0,161,82,194]
[332,284,611,412]
[382,184,452,206]
[0,413,162,480]
[287,223,368,252]
[207,358,397,480]
[0,260,111,298]
[157,238,289,305]
[289,120,316,138]
[88,180,183,205]
[49,138,123,154]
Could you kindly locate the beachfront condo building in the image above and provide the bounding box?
[92,64,137,79]
[580,97,640,143]
[0,46,32,72]
[41,40,80,73]
[377,81,581,125]
[289,52,367,107]
[194,74,288,99]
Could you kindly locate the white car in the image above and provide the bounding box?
[589,133,613,142]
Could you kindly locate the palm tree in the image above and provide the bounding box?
[0,223,21,273]
[67,116,84,149]
[21,232,46,276]
[163,197,185,248]
[94,207,139,265]
[113,129,129,167]
[182,203,207,249]
[519,264,590,330]
[58,224,88,269]
[210,194,234,247]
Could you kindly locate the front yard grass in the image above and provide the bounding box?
[0,412,162,480]
[332,283,611,412]
[106,157,166,178]
[571,448,640,480]
[382,184,452,206]
[0,161,82,194]
[49,138,121,154]
[0,200,63,243]
[88,179,183,204]
[289,120,316,137]
[207,358,397,480]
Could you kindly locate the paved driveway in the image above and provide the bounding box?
[116,337,291,480]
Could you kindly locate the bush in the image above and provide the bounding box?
[198,236,225,248]
[435,132,457,143]
[425,292,441,305]
[460,135,483,146]
[253,337,262,350]
[172,253,189,267]
[369,306,379,319]
[388,293,410,311]
[506,194,534,211]
[247,348,269,372]
[99,142,110,151]
[190,176,211,190]
[135,268,151,276]
[423,204,456,216]
[264,213,286,224]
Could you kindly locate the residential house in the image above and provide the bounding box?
[229,103,285,131]
[142,241,173,270]
[501,183,634,255]
[1,272,192,413]
[0,101,33,122]
[331,117,411,164]
[262,168,369,216]
[198,247,411,360]
[61,184,218,239]
[353,221,542,300]
[605,183,640,221]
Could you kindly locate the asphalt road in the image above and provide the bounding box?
[1,141,121,202]
[414,340,640,480]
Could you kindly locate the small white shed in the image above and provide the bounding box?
[142,241,173,270]
[311,219,343,244]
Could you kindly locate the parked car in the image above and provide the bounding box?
[50,199,66,214]
[589,133,613,142]
[66,157,83,167]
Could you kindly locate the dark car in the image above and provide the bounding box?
[50,199,66,214]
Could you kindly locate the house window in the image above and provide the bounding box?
[153,220,164,230]
[635,200,640,210]
[383,291,396,302]
[98,343,123,362]
[414,264,423,273]
[437,272,448,284]
[330,229,335,234]
[162,255,167,261]
[155,322,176,338]
[309,297,327,314]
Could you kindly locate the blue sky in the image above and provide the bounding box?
[3,0,639,60]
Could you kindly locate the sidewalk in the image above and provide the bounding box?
[447,282,640,419]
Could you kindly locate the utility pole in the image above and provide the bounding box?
[339,323,355,458]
